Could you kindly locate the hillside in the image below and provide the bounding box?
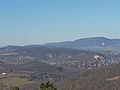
[58,63,120,90]
[1,47,120,69]
[0,47,120,82]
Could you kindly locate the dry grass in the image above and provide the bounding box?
[0,77,34,87]
[106,76,120,81]
[0,53,17,55]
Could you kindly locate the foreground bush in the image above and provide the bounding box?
[10,87,19,90]
[40,81,57,90]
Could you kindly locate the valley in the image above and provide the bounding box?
[0,46,120,89]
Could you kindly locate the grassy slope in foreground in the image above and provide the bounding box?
[57,63,120,90]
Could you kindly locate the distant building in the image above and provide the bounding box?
[1,73,7,75]
[94,55,103,59]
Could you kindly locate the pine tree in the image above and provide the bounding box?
[40,81,57,90]
[10,87,19,90]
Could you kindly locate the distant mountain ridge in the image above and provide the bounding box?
[2,37,120,50]
[45,37,120,50]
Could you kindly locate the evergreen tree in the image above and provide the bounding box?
[40,81,57,90]
[10,87,19,90]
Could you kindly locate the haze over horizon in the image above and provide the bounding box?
[0,0,120,46]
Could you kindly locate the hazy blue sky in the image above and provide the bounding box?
[0,0,120,46]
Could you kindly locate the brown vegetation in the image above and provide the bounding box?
[57,63,120,90]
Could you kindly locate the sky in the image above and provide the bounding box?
[0,0,120,46]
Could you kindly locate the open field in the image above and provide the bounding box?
[0,53,17,56]
[0,73,34,89]
[0,77,34,89]
[0,77,30,86]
